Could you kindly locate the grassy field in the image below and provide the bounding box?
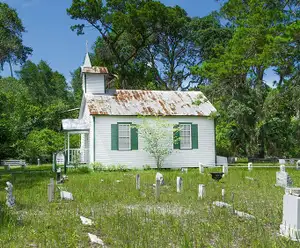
[0,166,299,247]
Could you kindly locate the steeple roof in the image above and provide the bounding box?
[82,53,92,68]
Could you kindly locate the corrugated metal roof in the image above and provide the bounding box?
[82,66,109,74]
[61,119,89,131]
[86,90,216,116]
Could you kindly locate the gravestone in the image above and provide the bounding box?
[48,178,55,202]
[280,188,300,240]
[181,168,188,173]
[248,162,253,171]
[155,172,164,185]
[198,184,205,199]
[276,170,293,188]
[176,177,183,193]
[199,163,204,174]
[155,179,160,201]
[37,158,41,166]
[80,216,94,226]
[222,188,225,201]
[60,191,73,200]
[136,174,140,190]
[280,164,286,172]
[88,233,105,246]
[5,182,15,208]
[222,165,228,175]
[297,160,300,170]
[279,159,286,165]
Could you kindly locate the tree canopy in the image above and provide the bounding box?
[0,2,32,76]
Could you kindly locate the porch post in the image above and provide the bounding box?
[67,132,70,164]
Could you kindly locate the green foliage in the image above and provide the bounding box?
[18,129,64,163]
[0,2,32,74]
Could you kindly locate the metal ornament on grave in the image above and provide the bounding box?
[56,168,62,183]
[5,182,15,208]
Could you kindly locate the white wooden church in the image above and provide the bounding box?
[61,53,217,168]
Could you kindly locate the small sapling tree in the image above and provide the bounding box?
[137,117,179,169]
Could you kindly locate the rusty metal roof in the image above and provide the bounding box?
[82,66,109,74]
[86,90,216,116]
[61,119,89,131]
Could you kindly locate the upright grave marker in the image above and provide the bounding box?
[222,189,225,201]
[155,179,160,201]
[48,178,55,202]
[5,182,15,208]
[155,172,164,185]
[198,184,205,199]
[248,162,253,171]
[199,163,204,174]
[280,188,300,241]
[223,165,228,175]
[297,160,300,170]
[276,166,293,188]
[136,174,140,190]
[177,177,183,193]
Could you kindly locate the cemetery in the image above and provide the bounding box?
[0,164,300,247]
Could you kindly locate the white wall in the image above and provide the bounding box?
[93,116,216,168]
[86,74,105,94]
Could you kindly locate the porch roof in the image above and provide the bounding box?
[61,119,89,132]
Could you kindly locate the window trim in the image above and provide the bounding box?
[179,123,192,150]
[118,122,131,151]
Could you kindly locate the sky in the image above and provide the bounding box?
[2,0,278,83]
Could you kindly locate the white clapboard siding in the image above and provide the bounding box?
[86,74,105,94]
[94,116,216,168]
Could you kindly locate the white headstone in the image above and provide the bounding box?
[276,171,293,188]
[5,182,15,208]
[280,192,300,240]
[279,159,286,165]
[199,163,204,174]
[155,179,160,201]
[136,174,140,190]
[88,233,105,246]
[155,172,164,185]
[48,178,55,202]
[222,165,228,175]
[37,158,41,166]
[80,216,94,226]
[198,184,205,199]
[60,191,73,200]
[181,168,188,173]
[280,164,286,172]
[176,177,183,193]
[222,188,225,201]
[248,162,253,171]
[56,152,65,165]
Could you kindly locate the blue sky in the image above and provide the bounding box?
[2,0,277,83]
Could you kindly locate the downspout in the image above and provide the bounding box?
[214,117,217,166]
[93,116,95,163]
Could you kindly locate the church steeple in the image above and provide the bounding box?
[83,52,92,68]
[82,41,92,68]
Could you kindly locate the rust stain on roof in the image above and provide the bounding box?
[85,90,216,116]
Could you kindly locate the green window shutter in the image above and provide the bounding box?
[192,124,198,149]
[173,124,180,149]
[111,124,118,150]
[131,124,138,150]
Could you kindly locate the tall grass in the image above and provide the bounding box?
[0,167,299,247]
